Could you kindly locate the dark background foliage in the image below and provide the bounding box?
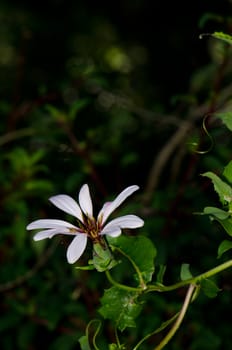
[1,0,232,349]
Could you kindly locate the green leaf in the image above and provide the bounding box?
[203,206,230,220]
[79,320,102,350]
[211,31,232,45]
[201,279,221,298]
[180,263,193,281]
[108,235,156,283]
[79,336,91,350]
[201,172,232,204]
[156,265,167,284]
[223,160,232,184]
[215,111,232,131]
[69,98,90,120]
[98,287,142,331]
[91,242,118,272]
[215,217,232,237]
[217,239,232,258]
[109,344,125,350]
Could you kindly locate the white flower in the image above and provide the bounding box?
[27,184,144,264]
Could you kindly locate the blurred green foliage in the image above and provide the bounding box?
[1,0,232,349]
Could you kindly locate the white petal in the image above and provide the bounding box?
[78,184,93,217]
[33,228,73,241]
[98,185,140,224]
[27,219,78,230]
[66,234,88,264]
[49,195,83,221]
[100,226,122,237]
[103,215,144,231]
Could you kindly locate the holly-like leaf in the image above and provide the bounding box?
[201,172,232,204]
[98,287,142,331]
[108,235,156,283]
[217,239,232,258]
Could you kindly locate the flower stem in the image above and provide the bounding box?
[105,270,143,293]
[154,284,196,350]
[148,259,232,292]
[110,245,146,289]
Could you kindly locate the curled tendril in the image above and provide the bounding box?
[190,114,214,154]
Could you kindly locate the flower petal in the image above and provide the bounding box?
[100,226,122,237]
[78,184,93,217]
[66,234,88,264]
[49,195,83,221]
[98,185,140,224]
[27,219,78,230]
[102,215,144,231]
[33,228,73,241]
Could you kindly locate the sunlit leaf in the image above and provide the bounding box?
[211,32,232,45]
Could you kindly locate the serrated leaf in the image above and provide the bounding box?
[215,111,232,131]
[202,172,232,204]
[98,287,142,331]
[223,161,232,184]
[217,239,232,258]
[201,279,221,298]
[108,235,156,283]
[203,206,230,220]
[180,263,193,281]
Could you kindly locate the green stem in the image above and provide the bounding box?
[154,284,196,350]
[110,245,147,289]
[148,259,232,292]
[105,270,143,293]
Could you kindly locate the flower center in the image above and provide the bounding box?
[79,215,102,243]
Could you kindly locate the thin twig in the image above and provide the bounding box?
[154,284,196,350]
[0,240,58,293]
